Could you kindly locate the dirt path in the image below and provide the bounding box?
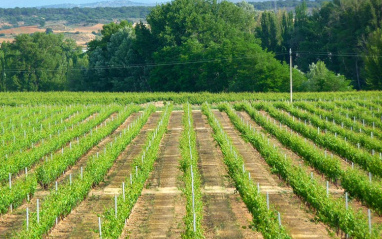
[193,110,262,239]
[214,110,332,238]
[46,112,161,238]
[124,111,186,238]
[243,111,382,224]
[0,111,139,238]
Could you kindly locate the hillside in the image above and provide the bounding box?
[39,0,153,8]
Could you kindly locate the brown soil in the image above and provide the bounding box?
[123,111,186,238]
[252,110,382,226]
[0,23,104,46]
[214,110,332,238]
[140,101,165,108]
[70,24,104,33]
[0,111,134,238]
[0,26,45,34]
[193,110,262,239]
[46,112,161,238]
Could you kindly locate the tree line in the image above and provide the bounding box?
[0,33,87,91]
[0,6,152,27]
[249,0,326,11]
[0,0,381,92]
[257,0,382,90]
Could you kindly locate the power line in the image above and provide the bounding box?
[1,51,382,74]
[2,52,289,73]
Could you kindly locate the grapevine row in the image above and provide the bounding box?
[36,105,140,187]
[0,105,121,182]
[234,102,382,215]
[274,102,382,153]
[179,103,203,238]
[220,102,379,238]
[16,105,155,238]
[99,104,171,238]
[202,103,291,239]
[253,102,382,179]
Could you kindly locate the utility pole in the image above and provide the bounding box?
[289,48,293,103]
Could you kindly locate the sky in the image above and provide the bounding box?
[0,0,160,8]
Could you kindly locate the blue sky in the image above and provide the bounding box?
[0,0,160,8]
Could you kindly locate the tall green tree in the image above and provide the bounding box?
[302,60,353,92]
[146,0,303,92]
[363,28,382,89]
[256,0,382,90]
[84,0,306,92]
[85,22,151,91]
[0,32,85,91]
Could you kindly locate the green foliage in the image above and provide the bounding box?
[363,28,382,89]
[0,32,86,91]
[254,102,382,185]
[36,106,139,187]
[203,102,291,238]
[256,0,382,90]
[100,105,169,238]
[146,0,294,92]
[180,103,203,238]
[85,22,151,92]
[0,105,118,183]
[87,20,131,53]
[45,28,53,34]
[16,105,155,238]
[301,61,353,92]
[248,0,323,11]
[83,0,303,92]
[39,18,46,27]
[230,102,381,238]
[0,7,152,26]
[0,91,380,105]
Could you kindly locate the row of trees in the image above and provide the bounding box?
[257,0,382,90]
[249,0,325,11]
[0,6,152,27]
[81,0,355,92]
[81,0,307,92]
[0,0,380,92]
[0,33,87,91]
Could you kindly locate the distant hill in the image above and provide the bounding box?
[39,0,153,8]
[248,0,330,11]
[38,0,273,9]
[37,0,329,9]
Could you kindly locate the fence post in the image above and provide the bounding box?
[26,207,29,231]
[115,195,118,219]
[37,199,40,224]
[98,217,102,238]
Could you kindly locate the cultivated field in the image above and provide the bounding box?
[0,92,382,238]
[0,22,104,47]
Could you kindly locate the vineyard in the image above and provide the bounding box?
[0,91,382,238]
